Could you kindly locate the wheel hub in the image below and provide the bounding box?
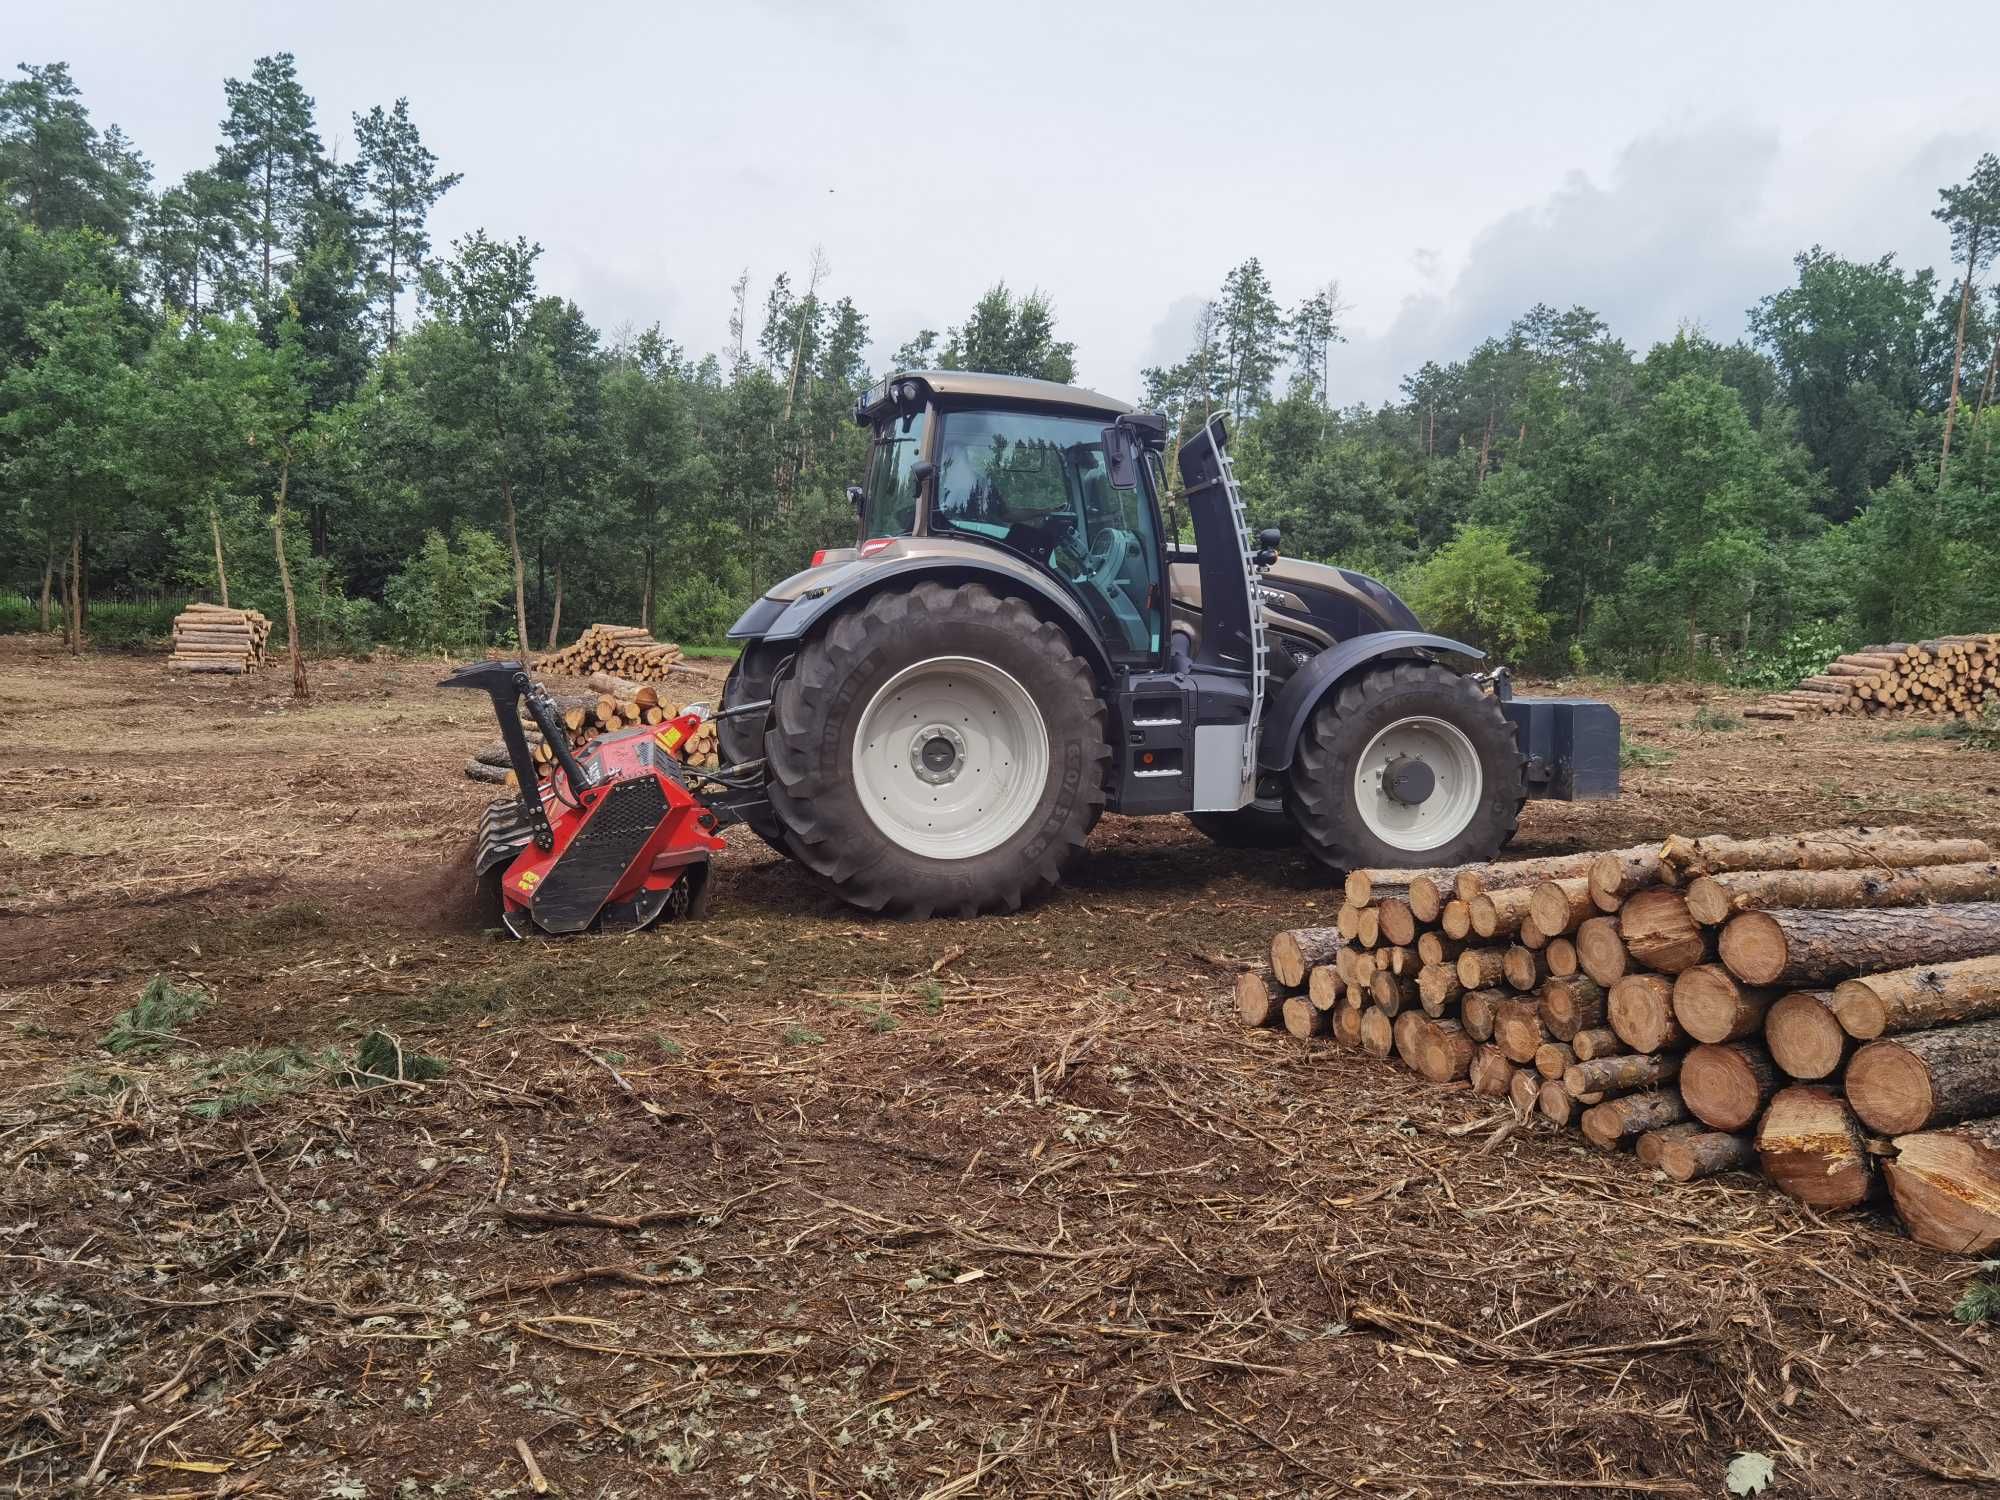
[1381,754,1436,806]
[911,724,967,785]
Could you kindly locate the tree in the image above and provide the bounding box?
[1933,153,2000,484]
[939,282,1076,382]
[0,63,149,238]
[1288,280,1348,413]
[1401,524,1551,661]
[217,53,325,300]
[351,99,461,350]
[143,167,251,317]
[1216,258,1287,425]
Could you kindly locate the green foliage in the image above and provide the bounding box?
[1728,621,1847,689]
[349,1030,447,1085]
[782,1025,825,1047]
[1952,1262,2000,1324]
[1963,701,2000,752]
[185,1044,339,1118]
[101,975,210,1055]
[654,571,740,645]
[1691,705,1744,732]
[938,282,1076,383]
[1400,524,1550,661]
[1619,735,1674,769]
[383,524,511,651]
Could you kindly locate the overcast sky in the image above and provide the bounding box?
[19,1,2000,404]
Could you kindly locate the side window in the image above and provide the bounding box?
[860,412,927,537]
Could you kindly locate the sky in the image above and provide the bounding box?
[17,0,2000,405]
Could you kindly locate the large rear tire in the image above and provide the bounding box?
[764,582,1107,916]
[1286,661,1523,874]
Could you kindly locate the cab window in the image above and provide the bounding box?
[859,410,928,537]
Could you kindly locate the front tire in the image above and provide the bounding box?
[1286,661,1523,873]
[763,582,1108,916]
[720,652,793,858]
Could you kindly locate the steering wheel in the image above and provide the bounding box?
[1084,526,1137,592]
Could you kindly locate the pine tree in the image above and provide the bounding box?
[217,53,326,301]
[1215,259,1286,426]
[351,99,461,350]
[1934,153,2000,484]
[0,62,150,237]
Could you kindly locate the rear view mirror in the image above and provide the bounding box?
[1103,425,1138,489]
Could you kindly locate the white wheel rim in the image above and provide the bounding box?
[1353,715,1483,853]
[852,656,1050,860]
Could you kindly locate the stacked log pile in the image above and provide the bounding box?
[1242,826,2000,1253]
[1746,635,1999,721]
[463,675,720,786]
[167,603,271,674]
[536,624,684,682]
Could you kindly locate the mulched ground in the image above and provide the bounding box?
[2,634,1997,1497]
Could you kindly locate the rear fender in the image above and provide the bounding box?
[1257,631,1485,772]
[728,555,1118,684]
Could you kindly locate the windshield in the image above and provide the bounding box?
[859,410,928,537]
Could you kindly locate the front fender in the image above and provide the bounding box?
[727,555,1118,684]
[1257,630,1485,772]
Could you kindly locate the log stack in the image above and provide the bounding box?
[463,681,720,785]
[536,624,685,682]
[1745,635,1999,721]
[1244,825,2000,1253]
[167,602,271,674]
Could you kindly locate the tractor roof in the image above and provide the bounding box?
[856,370,1132,425]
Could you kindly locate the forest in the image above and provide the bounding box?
[1,54,1997,681]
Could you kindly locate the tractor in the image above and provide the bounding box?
[711,370,1620,917]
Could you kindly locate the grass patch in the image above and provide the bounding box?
[1953,1262,2000,1324]
[680,643,742,661]
[1619,735,1675,769]
[1880,704,2000,751]
[782,1025,825,1047]
[1690,705,1744,732]
[101,975,210,1055]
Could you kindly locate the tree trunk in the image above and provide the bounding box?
[1358,1006,1394,1059]
[501,473,530,654]
[1655,1129,1756,1183]
[38,545,52,631]
[1939,238,1979,487]
[1405,1016,1474,1083]
[1684,861,2000,925]
[1660,827,1968,881]
[209,505,230,608]
[1575,915,1628,987]
[67,519,82,654]
[1331,1002,1362,1050]
[1460,988,1500,1043]
[545,559,564,652]
[1529,878,1594,938]
[1281,995,1326,1040]
[1538,974,1604,1041]
[1636,1119,1703,1168]
[1503,945,1543,992]
[1565,1050,1679,1098]
[1376,897,1417,948]
[1417,963,1461,1016]
[1581,1088,1688,1149]
[1883,1117,2000,1254]
[272,454,308,701]
[1492,998,1545,1064]
[1830,954,2000,1040]
[1508,1066,1542,1116]
[1608,973,1687,1054]
[1540,1079,1595,1126]
[1619,889,1707,973]
[642,542,655,633]
[1756,1086,1873,1209]
[1719,902,2000,986]
[1469,1045,1516,1098]
[1570,1026,1625,1062]
[1680,1041,1780,1131]
[1763,991,1845,1081]
[1670,964,1774,1044]
[1233,967,1285,1028]
[1534,1041,1576,1080]
[1456,948,1507,991]
[1846,1019,2000,1135]
[1270,927,1346,989]
[1545,937,1578,978]
[1589,849,1661,912]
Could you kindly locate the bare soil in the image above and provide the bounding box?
[3,634,1998,1497]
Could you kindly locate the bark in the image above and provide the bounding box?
[1756,1086,1873,1209]
[1503,945,1544,993]
[1545,937,1579,979]
[1680,1041,1782,1132]
[1530,878,1595,939]
[1456,948,1507,991]
[1619,889,1707,973]
[1575,915,1628,988]
[1719,902,2000,986]
[1685,862,2000,925]
[1565,1051,1679,1099]
[1281,995,1327,1040]
[545,559,564,652]
[1271,927,1347,989]
[1883,1117,2000,1254]
[1656,1129,1757,1183]
[38,546,52,631]
[1939,235,1978,486]
[1608,973,1687,1054]
[1831,954,2000,1040]
[1670,964,1774,1044]
[1343,863,1460,908]
[1492,998,1545,1064]
[1539,974,1605,1042]
[1376,898,1417,948]
[501,473,530,654]
[1581,1088,1688,1149]
[209,506,229,608]
[271,455,308,700]
[1460,989,1501,1043]
[68,519,81,654]
[1453,849,1631,903]
[1571,1026,1625,1062]
[1234,967,1285,1027]
[1661,827,1980,882]
[1358,1006,1394,1059]
[1762,992,1846,1081]
[1469,1045,1516,1098]
[1846,1019,2000,1135]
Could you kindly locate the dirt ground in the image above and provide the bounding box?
[3,633,1998,1498]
